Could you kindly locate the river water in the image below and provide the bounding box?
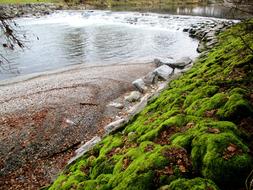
[0,10,230,80]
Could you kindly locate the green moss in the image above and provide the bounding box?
[217,92,253,120]
[193,132,251,185]
[49,20,253,190]
[49,174,67,190]
[171,120,252,187]
[164,177,219,190]
[184,85,219,108]
[51,171,86,190]
[110,144,190,189]
[99,134,123,156]
[185,93,228,117]
[138,114,187,142]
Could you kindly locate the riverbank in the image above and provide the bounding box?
[0,3,64,17]
[48,20,253,190]
[0,62,156,189]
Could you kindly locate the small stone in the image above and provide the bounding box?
[166,56,192,70]
[197,42,206,53]
[125,91,141,102]
[143,72,158,85]
[108,102,124,109]
[104,118,128,134]
[175,57,192,66]
[128,94,150,116]
[154,58,164,67]
[153,65,173,80]
[132,78,147,93]
[65,119,76,126]
[68,136,101,165]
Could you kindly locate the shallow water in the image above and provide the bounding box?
[0,10,228,80]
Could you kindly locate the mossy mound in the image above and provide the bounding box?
[159,177,219,190]
[49,20,253,190]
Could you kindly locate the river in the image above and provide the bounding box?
[0,9,233,80]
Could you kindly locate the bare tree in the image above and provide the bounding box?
[0,11,25,69]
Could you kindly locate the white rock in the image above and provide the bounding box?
[175,57,192,68]
[153,65,173,80]
[128,94,150,116]
[108,102,124,109]
[65,119,76,126]
[104,118,128,135]
[68,136,101,165]
[125,91,141,102]
[132,78,147,93]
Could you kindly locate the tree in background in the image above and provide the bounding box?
[223,0,253,16]
[223,0,253,54]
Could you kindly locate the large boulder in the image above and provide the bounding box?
[153,65,173,80]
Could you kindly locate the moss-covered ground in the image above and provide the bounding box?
[48,20,253,190]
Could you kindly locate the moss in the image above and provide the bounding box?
[50,171,86,190]
[185,93,228,117]
[217,92,253,120]
[183,85,219,108]
[101,135,123,154]
[138,114,187,142]
[165,177,219,190]
[49,20,253,190]
[49,174,67,190]
[193,132,251,186]
[110,144,191,189]
[171,120,252,188]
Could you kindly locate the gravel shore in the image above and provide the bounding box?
[0,62,155,189]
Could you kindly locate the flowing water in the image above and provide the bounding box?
[0,10,229,80]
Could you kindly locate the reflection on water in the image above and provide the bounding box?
[111,4,249,19]
[175,5,248,19]
[0,10,231,80]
